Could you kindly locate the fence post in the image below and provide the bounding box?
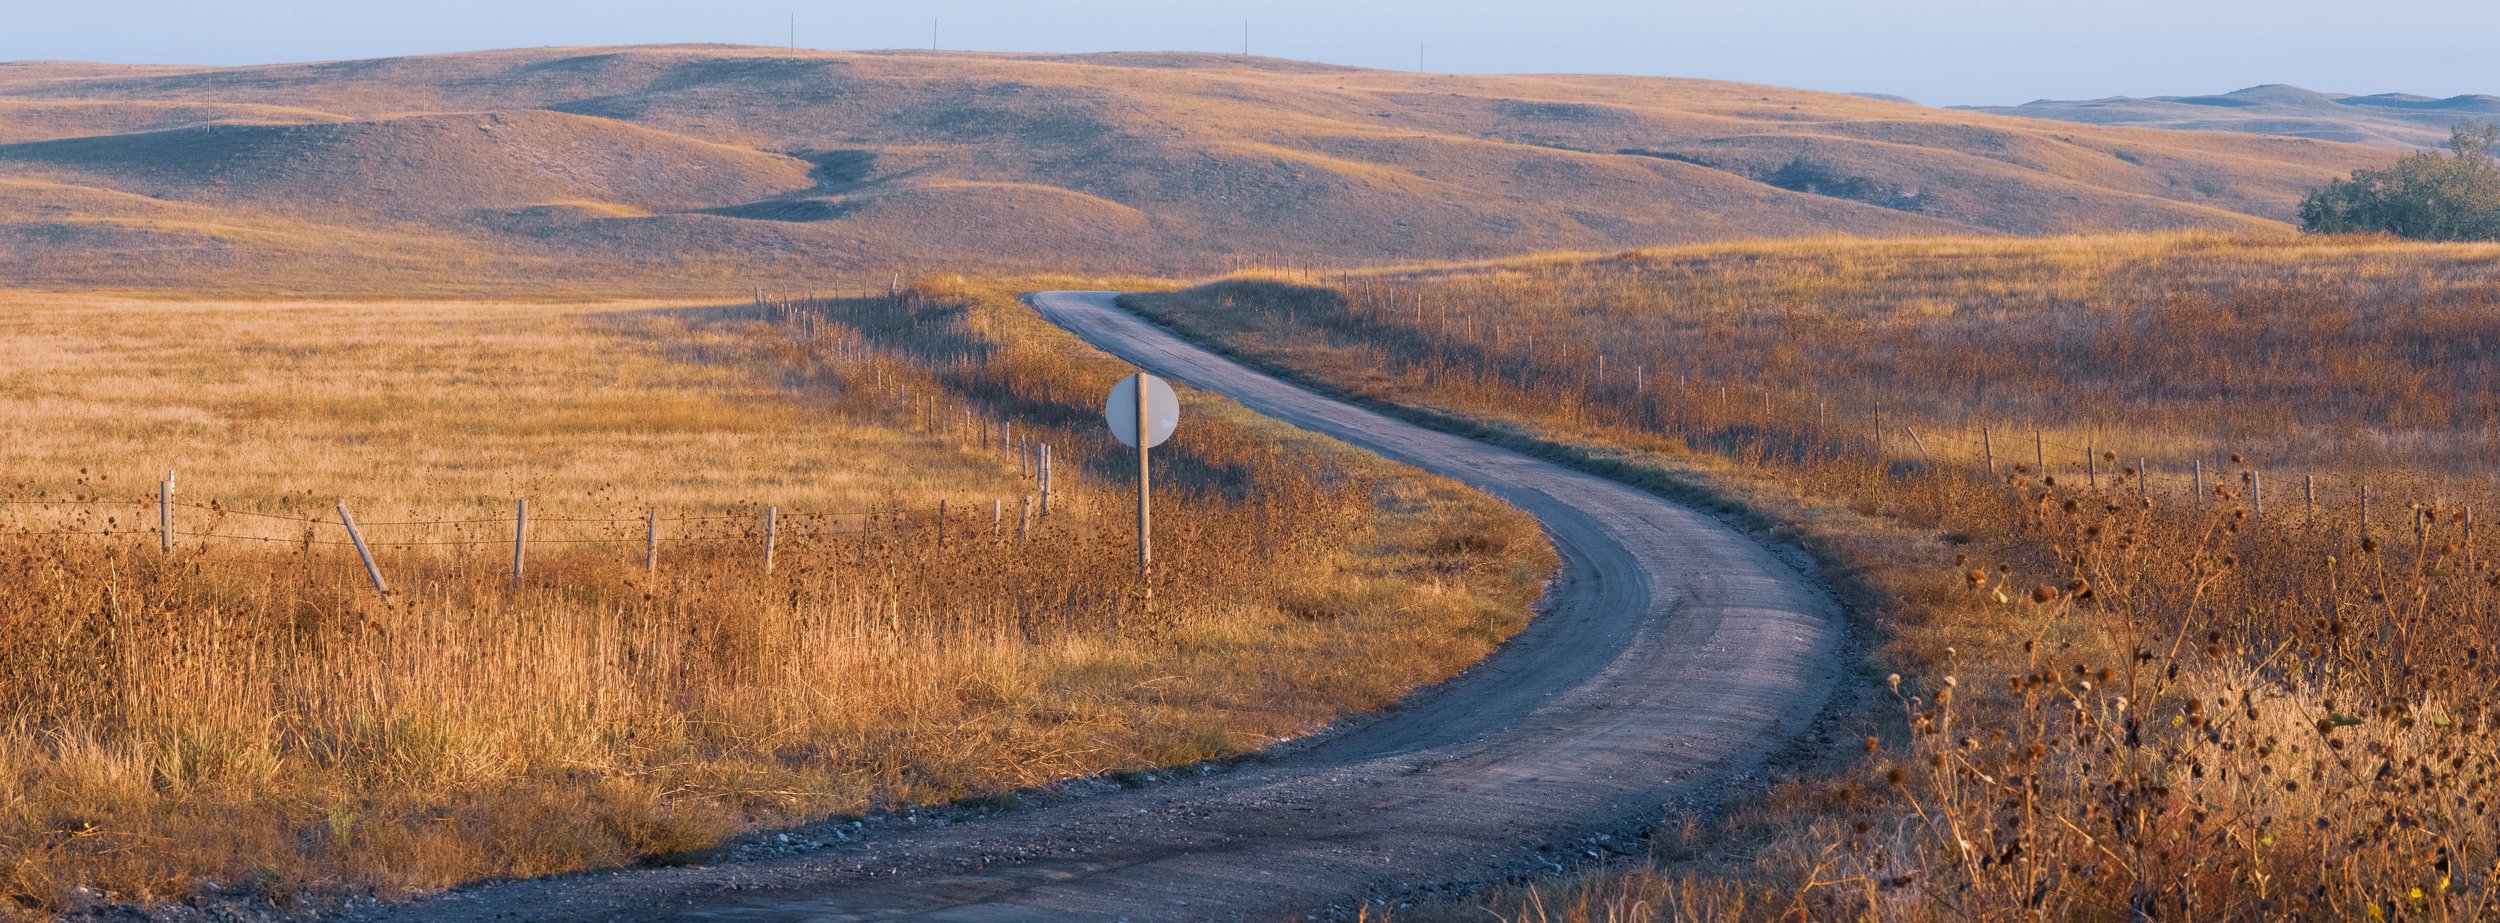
[765,505,778,573]
[1040,444,1054,517]
[2194,460,2204,510]
[2033,428,2045,474]
[992,498,1003,539]
[2252,471,2263,521]
[1982,428,1996,476]
[937,499,947,552]
[2306,474,2316,522]
[159,470,174,553]
[511,498,527,588]
[1018,494,1033,543]
[645,509,659,574]
[2086,442,2097,488]
[337,501,390,598]
[2139,459,2149,501]
[1904,426,1932,461]
[2360,484,2370,539]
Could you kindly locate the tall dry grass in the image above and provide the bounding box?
[0,283,1552,916]
[1133,232,2500,920]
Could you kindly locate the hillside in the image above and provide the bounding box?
[0,45,2400,293]
[1964,83,2500,149]
[0,110,816,218]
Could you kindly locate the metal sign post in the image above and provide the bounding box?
[1105,372,1180,583]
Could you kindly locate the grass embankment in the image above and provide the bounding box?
[0,282,1553,916]
[1130,232,2500,921]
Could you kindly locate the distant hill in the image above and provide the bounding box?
[1963,84,2500,149]
[0,110,815,217]
[0,46,2399,294]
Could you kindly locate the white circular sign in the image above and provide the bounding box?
[1106,373,1180,449]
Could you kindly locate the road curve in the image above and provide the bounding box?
[362,291,1842,923]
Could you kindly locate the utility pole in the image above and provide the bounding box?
[1243,19,1250,56]
[790,13,795,50]
[932,17,939,50]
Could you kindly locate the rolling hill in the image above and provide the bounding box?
[1964,84,2500,149]
[0,45,2401,294]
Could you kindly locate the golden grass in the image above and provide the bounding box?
[0,281,1554,916]
[1132,232,2500,920]
[0,45,2394,294]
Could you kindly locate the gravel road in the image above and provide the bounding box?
[354,290,1843,923]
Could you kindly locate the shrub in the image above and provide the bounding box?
[2300,123,2500,241]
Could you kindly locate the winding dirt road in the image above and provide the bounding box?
[362,291,1843,923]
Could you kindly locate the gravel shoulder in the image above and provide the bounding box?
[350,291,1844,923]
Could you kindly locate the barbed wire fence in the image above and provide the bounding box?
[0,487,1083,598]
[0,285,1114,600]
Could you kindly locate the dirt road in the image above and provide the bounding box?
[360,291,1843,922]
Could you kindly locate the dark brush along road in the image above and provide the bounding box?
[360,291,1844,922]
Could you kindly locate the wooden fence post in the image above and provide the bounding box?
[2252,471,2263,521]
[937,499,947,552]
[765,506,778,573]
[2360,484,2370,538]
[1040,444,1054,517]
[1982,428,1996,476]
[2086,442,2097,488]
[2194,460,2204,510]
[992,498,1003,539]
[645,509,659,574]
[511,498,526,588]
[2034,428,2045,474]
[2306,474,2316,521]
[159,470,174,553]
[1018,494,1033,543]
[337,501,389,598]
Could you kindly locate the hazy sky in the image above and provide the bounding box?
[8,1,2493,107]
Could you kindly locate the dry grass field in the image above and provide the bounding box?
[1129,232,2500,919]
[0,281,1552,916]
[0,45,2397,293]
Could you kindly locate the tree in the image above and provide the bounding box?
[2299,123,2500,241]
